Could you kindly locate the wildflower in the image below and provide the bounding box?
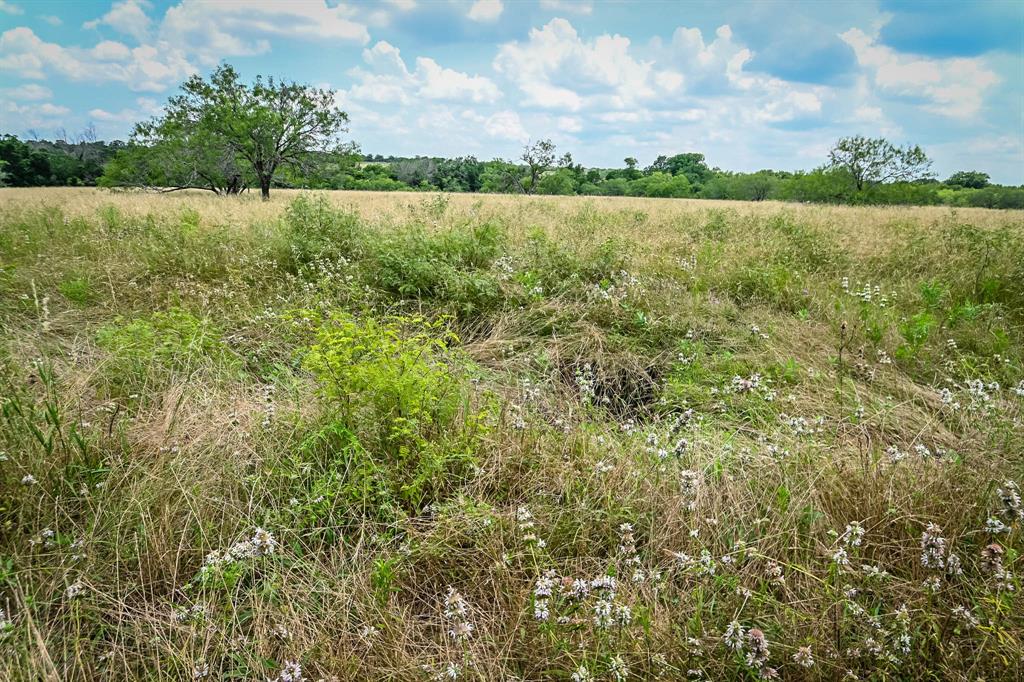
[724,620,745,651]
[21,474,37,486]
[192,663,209,679]
[250,527,278,556]
[442,588,474,641]
[764,560,785,587]
[65,579,85,600]
[680,469,700,497]
[919,523,947,570]
[861,564,890,580]
[277,661,305,682]
[792,646,814,668]
[980,543,1004,573]
[593,598,614,629]
[842,521,865,547]
[996,480,1023,523]
[745,628,771,671]
[922,576,942,593]
[533,569,556,621]
[951,605,979,630]
[985,517,1009,534]
[608,655,629,682]
[570,665,593,682]
[885,446,906,463]
[831,547,850,568]
[697,549,716,576]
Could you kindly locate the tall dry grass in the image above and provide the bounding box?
[0,187,1022,680]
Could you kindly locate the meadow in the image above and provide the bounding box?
[0,188,1022,681]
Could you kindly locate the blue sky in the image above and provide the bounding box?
[1,0,1021,183]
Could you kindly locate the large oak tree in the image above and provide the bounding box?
[113,64,348,199]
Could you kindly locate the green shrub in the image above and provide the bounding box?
[302,313,488,511]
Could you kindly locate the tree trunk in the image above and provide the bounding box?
[260,176,271,201]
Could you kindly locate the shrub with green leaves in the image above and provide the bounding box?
[302,312,490,511]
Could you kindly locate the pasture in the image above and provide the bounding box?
[1,188,1022,680]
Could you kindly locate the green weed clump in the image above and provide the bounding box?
[0,189,1022,681]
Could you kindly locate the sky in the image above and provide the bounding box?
[1,0,1022,183]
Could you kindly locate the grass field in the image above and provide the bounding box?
[1,187,1023,681]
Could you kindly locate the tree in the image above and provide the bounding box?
[945,170,990,189]
[131,64,348,199]
[519,139,557,194]
[827,136,932,192]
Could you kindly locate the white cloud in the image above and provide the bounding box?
[0,26,194,91]
[84,0,153,43]
[539,0,593,15]
[0,1,22,16]
[88,96,160,122]
[557,115,582,133]
[469,110,529,142]
[467,0,503,23]
[160,0,369,65]
[840,27,999,119]
[345,40,501,105]
[2,83,52,100]
[384,0,416,9]
[494,18,655,111]
[40,15,62,26]
[1,100,70,131]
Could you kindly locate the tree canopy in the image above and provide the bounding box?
[827,135,933,191]
[106,64,348,199]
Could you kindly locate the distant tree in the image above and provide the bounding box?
[480,159,525,193]
[434,156,484,192]
[827,136,932,192]
[519,139,557,194]
[536,168,578,195]
[945,170,990,189]
[123,64,348,199]
[626,172,691,198]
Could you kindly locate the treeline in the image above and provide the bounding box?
[0,134,122,187]
[343,151,1023,209]
[3,131,1020,209]
[4,133,1021,209]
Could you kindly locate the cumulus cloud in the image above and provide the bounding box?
[1,100,70,131]
[2,82,52,100]
[0,1,22,16]
[160,0,369,64]
[840,27,999,119]
[84,0,153,43]
[345,40,501,105]
[539,0,592,14]
[88,96,161,122]
[494,18,657,111]
[461,109,529,142]
[467,0,503,23]
[0,26,194,91]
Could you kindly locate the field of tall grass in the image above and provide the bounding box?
[1,187,1022,681]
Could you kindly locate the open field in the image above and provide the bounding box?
[1,188,1023,680]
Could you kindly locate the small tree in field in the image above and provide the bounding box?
[134,64,348,199]
[827,136,932,192]
[945,170,990,189]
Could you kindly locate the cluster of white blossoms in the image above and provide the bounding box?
[442,588,474,642]
[199,527,278,579]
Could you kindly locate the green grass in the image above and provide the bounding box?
[0,190,1022,681]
